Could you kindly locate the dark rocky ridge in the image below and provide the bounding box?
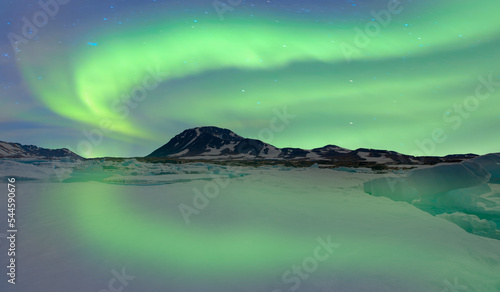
[0,141,82,159]
[147,126,478,166]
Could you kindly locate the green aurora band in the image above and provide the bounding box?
[18,1,500,157]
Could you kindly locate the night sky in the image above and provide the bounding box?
[1,0,499,158]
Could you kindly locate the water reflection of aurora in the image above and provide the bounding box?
[32,174,496,291]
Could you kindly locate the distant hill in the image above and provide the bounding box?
[146,126,477,166]
[0,141,83,159]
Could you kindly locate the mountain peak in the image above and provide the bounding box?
[147,126,478,165]
[0,141,82,159]
[148,126,247,158]
[185,126,244,141]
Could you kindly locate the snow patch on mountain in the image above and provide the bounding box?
[357,151,393,163]
[0,141,82,159]
[147,127,478,166]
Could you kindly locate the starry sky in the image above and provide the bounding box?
[1,0,499,158]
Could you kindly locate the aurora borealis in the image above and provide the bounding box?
[1,0,500,157]
[2,2,500,291]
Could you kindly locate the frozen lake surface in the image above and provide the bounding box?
[1,158,500,291]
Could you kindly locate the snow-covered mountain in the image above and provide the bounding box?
[147,126,477,164]
[0,141,82,159]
